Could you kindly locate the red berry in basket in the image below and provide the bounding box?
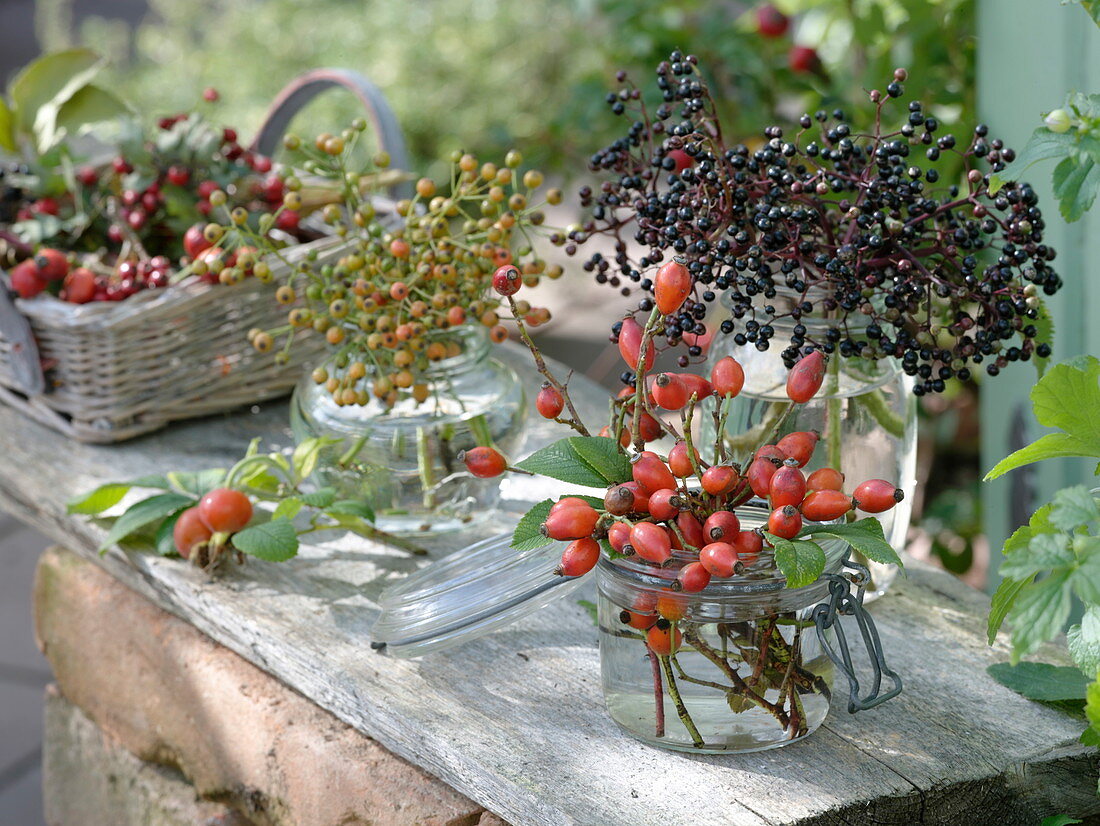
[802,489,854,522]
[676,511,705,549]
[789,45,821,74]
[768,505,803,539]
[654,259,691,315]
[648,489,681,521]
[701,465,739,496]
[61,267,96,304]
[711,356,745,398]
[557,538,600,577]
[732,529,763,563]
[37,249,72,280]
[76,166,98,186]
[173,507,213,559]
[261,176,284,203]
[786,350,826,403]
[608,521,632,553]
[492,264,522,296]
[769,461,806,509]
[617,316,654,371]
[775,431,819,467]
[197,180,219,199]
[668,440,699,478]
[459,446,507,478]
[9,260,44,298]
[630,522,672,565]
[542,498,600,541]
[677,561,711,593]
[183,224,211,259]
[699,542,737,578]
[652,372,689,410]
[127,209,147,230]
[757,4,790,37]
[806,467,845,492]
[198,489,254,533]
[604,485,635,516]
[747,456,781,498]
[535,383,564,419]
[275,210,300,231]
[32,197,59,216]
[853,479,905,513]
[647,623,682,656]
[632,451,676,494]
[703,510,740,542]
[166,165,190,186]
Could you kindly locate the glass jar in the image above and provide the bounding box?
[706,310,917,597]
[290,326,526,535]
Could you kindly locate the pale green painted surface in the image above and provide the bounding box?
[977,0,1100,588]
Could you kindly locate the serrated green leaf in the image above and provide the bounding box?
[292,437,339,482]
[301,487,337,508]
[154,510,186,556]
[326,499,375,522]
[167,469,227,497]
[987,661,1089,701]
[1011,570,1073,659]
[515,439,610,488]
[767,534,826,589]
[999,532,1075,579]
[796,517,902,568]
[67,483,133,515]
[567,436,633,485]
[1050,485,1100,530]
[1033,356,1100,450]
[272,497,303,521]
[985,433,1100,480]
[512,499,554,552]
[1052,155,1100,222]
[990,128,1078,193]
[1071,551,1100,603]
[98,493,194,552]
[1068,606,1100,678]
[989,576,1029,644]
[232,518,299,562]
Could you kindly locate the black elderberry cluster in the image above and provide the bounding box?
[565,52,1061,395]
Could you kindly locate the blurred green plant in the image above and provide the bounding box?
[67,0,974,177]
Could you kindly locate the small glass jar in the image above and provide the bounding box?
[597,532,849,753]
[290,326,526,535]
[706,307,917,597]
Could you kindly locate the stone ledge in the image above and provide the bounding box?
[34,546,507,826]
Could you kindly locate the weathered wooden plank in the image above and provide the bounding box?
[0,344,1095,825]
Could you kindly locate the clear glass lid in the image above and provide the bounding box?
[370,532,587,657]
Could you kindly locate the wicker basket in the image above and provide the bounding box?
[0,69,410,443]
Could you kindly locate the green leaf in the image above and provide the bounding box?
[272,497,303,521]
[512,499,554,552]
[515,439,613,488]
[8,48,103,133]
[985,433,1100,480]
[292,437,339,482]
[231,518,299,562]
[987,661,1089,701]
[1068,606,1100,678]
[1000,532,1074,579]
[0,98,15,153]
[1033,356,1100,448]
[326,499,376,522]
[67,483,132,515]
[767,535,826,589]
[1052,155,1100,222]
[1011,570,1073,659]
[1085,677,1100,759]
[796,518,902,568]
[300,487,337,508]
[154,510,186,556]
[988,576,1029,644]
[167,469,227,497]
[43,83,130,150]
[98,493,194,552]
[1070,550,1100,603]
[566,436,633,485]
[1040,815,1082,826]
[1050,485,1100,530]
[989,128,1077,192]
[1080,726,1100,747]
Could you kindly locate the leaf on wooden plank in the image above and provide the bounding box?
[272,497,303,521]
[232,518,299,562]
[987,661,1089,701]
[154,509,187,556]
[167,468,227,497]
[98,493,194,552]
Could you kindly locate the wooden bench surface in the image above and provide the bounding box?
[0,344,1095,825]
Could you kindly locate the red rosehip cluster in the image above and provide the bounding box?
[173,487,254,560]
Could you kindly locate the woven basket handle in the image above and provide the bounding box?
[0,278,45,396]
[250,68,412,200]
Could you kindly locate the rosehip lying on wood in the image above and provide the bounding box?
[173,507,213,559]
[198,488,253,533]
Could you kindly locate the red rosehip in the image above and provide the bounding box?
[33,248,68,281]
[198,488,254,533]
[654,259,691,315]
[699,542,737,578]
[703,510,740,542]
[275,210,300,231]
[853,479,905,513]
[604,485,635,516]
[769,461,807,509]
[32,197,59,216]
[801,489,854,522]
[460,446,507,478]
[652,372,690,411]
[632,451,677,494]
[61,267,96,304]
[788,45,820,74]
[701,465,739,495]
[756,4,790,37]
[635,411,663,443]
[775,430,819,467]
[647,623,682,656]
[630,521,672,564]
[711,356,745,398]
[619,481,651,514]
[173,507,213,559]
[747,456,781,498]
[542,498,600,541]
[668,440,699,478]
[732,530,764,564]
[535,383,565,419]
[806,467,845,492]
[617,315,654,371]
[768,505,803,539]
[262,176,285,203]
[9,260,45,298]
[676,511,705,549]
[647,489,681,522]
[676,372,713,401]
[492,264,522,296]
[608,521,632,553]
[166,165,190,186]
[557,537,600,577]
[786,350,826,403]
[621,598,657,630]
[677,561,711,593]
